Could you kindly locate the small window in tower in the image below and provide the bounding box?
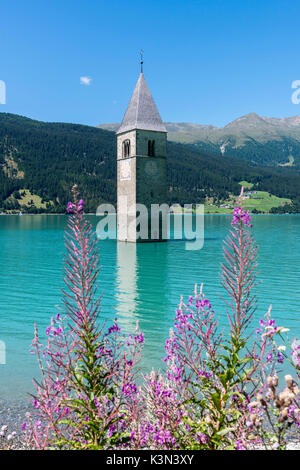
[123,139,131,158]
[148,140,155,156]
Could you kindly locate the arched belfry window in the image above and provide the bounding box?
[148,140,155,157]
[122,139,131,158]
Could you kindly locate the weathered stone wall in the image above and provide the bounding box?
[117,157,136,242]
[117,129,167,242]
[117,131,137,159]
[117,131,137,241]
[136,157,167,207]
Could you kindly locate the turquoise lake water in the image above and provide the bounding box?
[0,214,299,401]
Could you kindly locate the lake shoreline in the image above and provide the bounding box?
[0,398,299,450]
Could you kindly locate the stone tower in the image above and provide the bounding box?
[117,70,167,242]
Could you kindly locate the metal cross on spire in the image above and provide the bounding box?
[140,49,144,73]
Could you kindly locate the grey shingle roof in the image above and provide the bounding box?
[117,73,167,134]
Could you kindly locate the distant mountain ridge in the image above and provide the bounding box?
[99,113,300,167]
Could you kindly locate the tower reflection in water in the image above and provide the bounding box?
[116,241,170,373]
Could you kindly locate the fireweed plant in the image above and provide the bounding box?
[26,186,143,449]
[145,198,299,450]
[25,187,299,450]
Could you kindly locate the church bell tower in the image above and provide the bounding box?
[117,61,167,242]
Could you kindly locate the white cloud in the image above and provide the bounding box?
[80,76,92,86]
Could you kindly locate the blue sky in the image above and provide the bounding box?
[1,0,300,127]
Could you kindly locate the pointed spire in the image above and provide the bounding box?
[117,73,167,135]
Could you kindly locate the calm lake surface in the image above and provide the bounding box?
[0,214,299,400]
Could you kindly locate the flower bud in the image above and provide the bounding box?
[274,399,281,409]
[279,389,293,407]
[285,375,293,389]
[257,393,267,408]
[249,401,258,409]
